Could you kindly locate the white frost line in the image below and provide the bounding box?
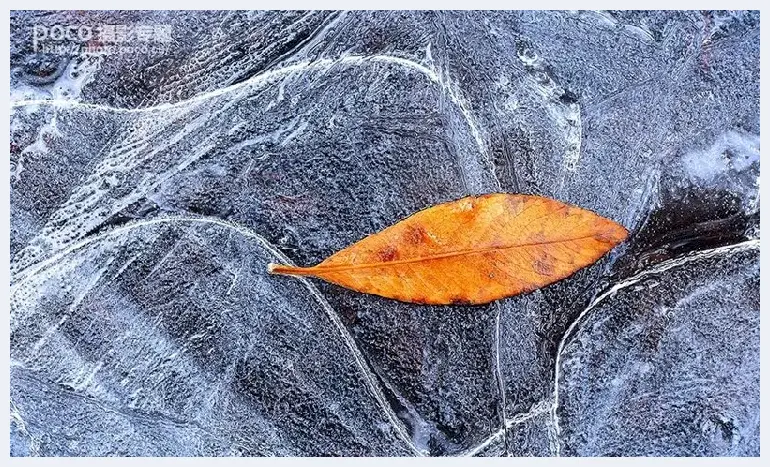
[11,55,429,114]
[369,54,496,190]
[459,399,554,457]
[10,59,320,114]
[10,398,41,456]
[550,238,760,456]
[289,272,425,456]
[9,55,441,114]
[9,215,424,456]
[565,103,582,173]
[10,53,492,185]
[492,301,508,453]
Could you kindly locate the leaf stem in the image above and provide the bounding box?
[267,263,315,276]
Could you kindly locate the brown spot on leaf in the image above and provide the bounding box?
[595,224,629,244]
[533,252,555,277]
[377,245,399,262]
[449,296,473,305]
[507,195,526,214]
[404,224,430,246]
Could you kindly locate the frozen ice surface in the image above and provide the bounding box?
[557,245,759,456]
[11,221,416,456]
[10,10,759,456]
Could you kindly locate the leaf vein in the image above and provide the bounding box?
[314,234,607,273]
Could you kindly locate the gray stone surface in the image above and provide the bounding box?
[10,10,759,456]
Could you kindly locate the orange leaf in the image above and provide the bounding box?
[268,193,628,305]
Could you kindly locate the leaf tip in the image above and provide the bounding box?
[600,219,631,246]
[616,223,631,243]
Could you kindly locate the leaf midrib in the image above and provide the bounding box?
[311,234,607,273]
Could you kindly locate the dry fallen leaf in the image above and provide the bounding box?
[268,193,628,305]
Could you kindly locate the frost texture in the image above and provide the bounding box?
[10,11,759,456]
[558,247,759,456]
